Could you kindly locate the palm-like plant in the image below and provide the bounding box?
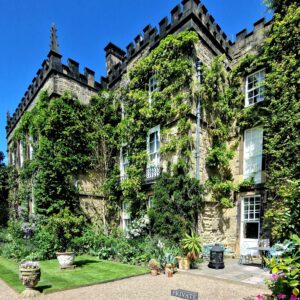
[181,232,202,259]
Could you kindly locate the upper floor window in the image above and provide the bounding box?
[149,75,159,103]
[121,100,127,120]
[243,127,263,184]
[245,69,265,107]
[147,125,160,168]
[18,141,24,168]
[120,146,129,178]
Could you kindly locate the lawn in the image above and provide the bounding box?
[0,255,148,293]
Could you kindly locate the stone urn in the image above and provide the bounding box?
[19,261,41,297]
[148,258,160,276]
[56,252,75,269]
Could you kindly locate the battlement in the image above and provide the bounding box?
[6,51,102,137]
[104,0,232,85]
[231,17,272,59]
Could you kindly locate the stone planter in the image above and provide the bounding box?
[19,267,41,297]
[177,256,191,270]
[56,252,75,269]
[150,268,159,276]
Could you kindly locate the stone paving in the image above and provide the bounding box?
[181,258,270,287]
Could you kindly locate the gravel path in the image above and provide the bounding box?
[0,279,19,300]
[0,273,268,300]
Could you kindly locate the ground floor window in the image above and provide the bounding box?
[121,202,131,232]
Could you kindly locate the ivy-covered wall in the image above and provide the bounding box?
[7,0,299,249]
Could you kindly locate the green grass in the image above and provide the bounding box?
[0,255,148,293]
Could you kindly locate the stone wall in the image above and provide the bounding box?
[80,195,106,226]
[199,202,239,253]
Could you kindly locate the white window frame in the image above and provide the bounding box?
[241,195,261,240]
[147,125,160,168]
[147,196,154,209]
[29,136,33,160]
[19,141,24,167]
[149,75,159,104]
[121,202,131,232]
[243,127,263,184]
[121,100,126,120]
[245,69,265,107]
[120,145,129,177]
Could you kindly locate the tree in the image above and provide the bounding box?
[0,152,9,226]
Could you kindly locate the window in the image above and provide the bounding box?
[9,149,15,165]
[149,75,159,103]
[147,125,160,168]
[245,69,265,107]
[147,196,154,209]
[120,146,129,178]
[121,100,126,120]
[19,141,24,167]
[121,202,131,232]
[244,127,263,184]
[27,136,33,160]
[242,196,261,239]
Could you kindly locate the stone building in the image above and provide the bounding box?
[6,0,272,254]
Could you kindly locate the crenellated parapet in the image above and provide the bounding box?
[104,0,232,86]
[6,50,102,137]
[231,17,272,61]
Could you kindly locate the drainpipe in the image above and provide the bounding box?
[195,59,202,181]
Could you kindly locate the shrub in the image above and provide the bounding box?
[45,208,84,252]
[1,239,33,260]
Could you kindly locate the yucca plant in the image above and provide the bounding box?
[181,232,202,259]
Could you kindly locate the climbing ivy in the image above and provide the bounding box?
[236,1,300,241]
[10,92,92,216]
[200,55,242,208]
[0,152,9,226]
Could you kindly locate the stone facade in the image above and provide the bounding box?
[7,0,271,253]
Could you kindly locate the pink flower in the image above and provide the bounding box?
[277,294,286,299]
[257,294,264,300]
[271,273,279,280]
[290,295,299,300]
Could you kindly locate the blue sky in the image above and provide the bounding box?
[0,0,272,161]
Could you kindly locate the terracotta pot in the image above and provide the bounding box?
[56,252,75,269]
[177,256,191,270]
[165,267,173,277]
[19,267,41,289]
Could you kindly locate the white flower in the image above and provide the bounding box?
[157,240,164,249]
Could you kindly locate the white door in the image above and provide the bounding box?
[240,195,261,256]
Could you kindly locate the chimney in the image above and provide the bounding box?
[104,42,126,76]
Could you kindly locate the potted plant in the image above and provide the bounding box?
[164,253,176,277]
[148,258,160,276]
[177,232,202,270]
[19,261,41,297]
[47,208,84,269]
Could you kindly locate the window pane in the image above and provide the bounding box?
[244,222,259,239]
[246,70,265,106]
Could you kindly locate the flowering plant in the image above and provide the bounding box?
[148,258,160,270]
[127,215,150,238]
[20,261,40,269]
[257,235,300,300]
